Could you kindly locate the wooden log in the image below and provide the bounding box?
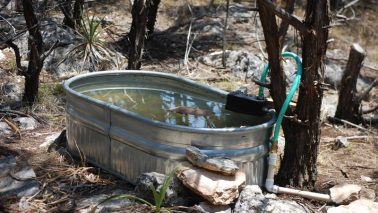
[335,43,366,124]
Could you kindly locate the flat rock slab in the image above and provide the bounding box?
[327,199,378,213]
[186,146,239,175]
[177,165,246,205]
[330,183,361,204]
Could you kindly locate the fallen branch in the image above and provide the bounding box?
[362,105,378,114]
[357,77,378,102]
[327,116,375,133]
[2,117,21,138]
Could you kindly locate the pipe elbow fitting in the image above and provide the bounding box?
[265,179,278,193]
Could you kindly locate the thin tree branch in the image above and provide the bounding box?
[258,0,312,36]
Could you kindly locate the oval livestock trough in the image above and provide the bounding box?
[64,71,277,185]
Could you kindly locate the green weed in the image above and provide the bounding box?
[96,169,176,213]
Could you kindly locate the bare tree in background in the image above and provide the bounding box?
[127,0,151,70]
[59,0,84,29]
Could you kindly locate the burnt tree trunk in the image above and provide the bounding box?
[60,0,75,28]
[278,0,296,48]
[73,0,84,28]
[257,0,290,118]
[60,0,83,29]
[146,0,161,39]
[335,43,366,124]
[128,0,151,70]
[258,0,330,189]
[22,0,44,105]
[276,0,330,188]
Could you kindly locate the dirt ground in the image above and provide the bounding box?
[0,0,377,212]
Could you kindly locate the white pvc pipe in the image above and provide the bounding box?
[265,153,331,202]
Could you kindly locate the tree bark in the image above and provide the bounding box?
[128,0,151,70]
[22,0,44,105]
[146,0,161,39]
[276,0,330,189]
[59,0,75,28]
[73,0,84,28]
[335,44,366,124]
[278,0,296,48]
[257,0,290,116]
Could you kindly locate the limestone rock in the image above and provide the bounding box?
[134,172,197,206]
[333,136,349,150]
[76,190,132,213]
[0,166,40,197]
[330,183,361,204]
[359,187,376,201]
[14,117,38,130]
[360,176,373,183]
[186,146,239,175]
[327,199,378,213]
[176,166,246,205]
[234,185,307,213]
[190,202,231,213]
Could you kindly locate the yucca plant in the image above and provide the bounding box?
[95,169,176,213]
[59,12,121,71]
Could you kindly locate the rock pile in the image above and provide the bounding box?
[176,146,246,206]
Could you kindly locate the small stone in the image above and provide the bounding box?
[14,117,38,130]
[359,187,375,201]
[333,136,348,150]
[360,175,373,182]
[186,146,239,175]
[327,199,378,213]
[330,183,361,204]
[190,202,231,213]
[177,166,246,205]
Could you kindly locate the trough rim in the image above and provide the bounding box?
[63,70,277,134]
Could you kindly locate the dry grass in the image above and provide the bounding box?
[317,126,378,192]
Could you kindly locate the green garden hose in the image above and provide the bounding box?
[258,52,303,143]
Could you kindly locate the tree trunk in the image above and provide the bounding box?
[146,0,161,39]
[22,0,44,105]
[128,0,151,70]
[276,0,330,189]
[257,0,290,116]
[59,0,76,28]
[335,44,366,124]
[278,0,296,48]
[73,0,84,28]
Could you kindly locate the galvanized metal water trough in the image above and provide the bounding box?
[64,71,276,185]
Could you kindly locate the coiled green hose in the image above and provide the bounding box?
[258,52,303,142]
